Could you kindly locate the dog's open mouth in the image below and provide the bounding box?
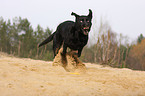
[82,27,89,35]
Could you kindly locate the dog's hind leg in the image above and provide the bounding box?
[53,33,63,57]
[62,44,67,56]
[61,44,68,67]
[53,41,62,57]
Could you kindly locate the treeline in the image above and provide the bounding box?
[80,21,145,70]
[0,17,145,70]
[0,17,54,61]
[126,34,145,70]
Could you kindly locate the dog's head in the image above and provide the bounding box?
[71,9,92,35]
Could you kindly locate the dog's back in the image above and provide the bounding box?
[56,21,75,38]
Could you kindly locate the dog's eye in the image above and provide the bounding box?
[86,19,89,22]
[80,19,84,23]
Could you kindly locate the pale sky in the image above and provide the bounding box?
[0,0,145,42]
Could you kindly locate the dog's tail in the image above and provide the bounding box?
[39,32,56,47]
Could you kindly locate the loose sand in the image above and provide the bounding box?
[0,52,145,96]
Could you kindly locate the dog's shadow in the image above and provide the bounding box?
[52,48,86,73]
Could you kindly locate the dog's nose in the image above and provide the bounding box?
[84,22,89,27]
[83,24,89,27]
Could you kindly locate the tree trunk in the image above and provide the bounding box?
[18,40,21,56]
[106,30,111,63]
[36,44,39,58]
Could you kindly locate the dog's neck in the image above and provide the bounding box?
[74,22,81,31]
[71,25,87,39]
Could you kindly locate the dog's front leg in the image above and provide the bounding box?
[78,48,83,57]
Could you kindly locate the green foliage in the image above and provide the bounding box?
[137,34,144,43]
[0,17,53,61]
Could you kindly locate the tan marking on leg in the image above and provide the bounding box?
[55,48,59,55]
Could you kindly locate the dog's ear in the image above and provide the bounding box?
[88,9,92,19]
[71,12,80,17]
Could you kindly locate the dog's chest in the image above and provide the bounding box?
[67,36,88,49]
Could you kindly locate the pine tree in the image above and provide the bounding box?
[137,34,144,43]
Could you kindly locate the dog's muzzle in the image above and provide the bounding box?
[82,27,90,35]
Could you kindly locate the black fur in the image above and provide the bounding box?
[39,9,93,57]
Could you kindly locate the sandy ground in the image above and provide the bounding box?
[0,53,145,96]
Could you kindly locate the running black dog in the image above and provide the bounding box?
[39,9,93,58]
